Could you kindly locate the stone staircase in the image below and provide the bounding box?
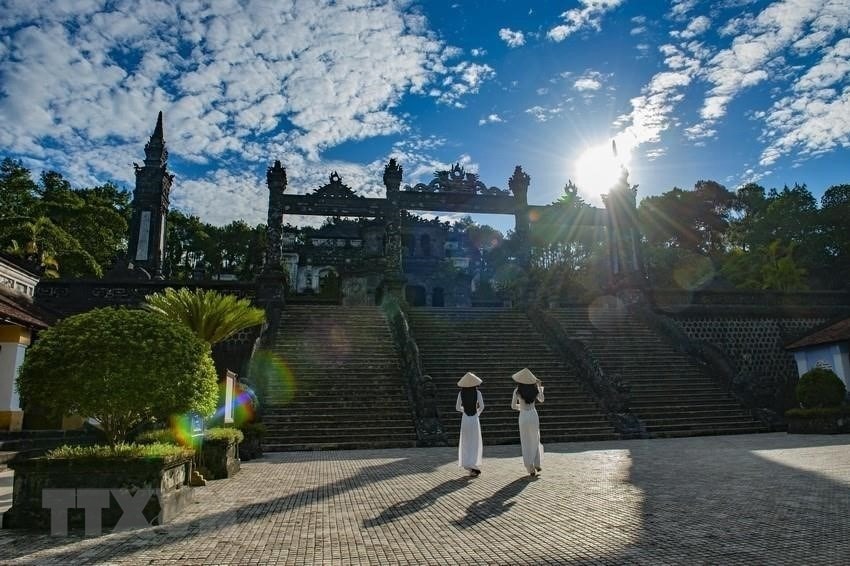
[406,308,619,445]
[550,306,769,438]
[259,304,418,451]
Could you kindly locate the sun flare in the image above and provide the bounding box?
[573,141,632,204]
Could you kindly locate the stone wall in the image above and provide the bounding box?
[35,279,260,379]
[650,289,850,412]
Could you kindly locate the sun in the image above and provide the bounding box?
[573,141,631,204]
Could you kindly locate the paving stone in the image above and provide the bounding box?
[0,433,847,564]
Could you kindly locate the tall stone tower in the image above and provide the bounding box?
[602,147,645,291]
[127,112,173,278]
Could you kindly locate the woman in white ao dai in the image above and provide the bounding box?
[456,372,484,477]
[511,368,544,476]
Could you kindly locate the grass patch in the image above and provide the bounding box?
[47,443,193,462]
[136,429,180,445]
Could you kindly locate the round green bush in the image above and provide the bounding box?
[18,307,219,446]
[795,367,846,408]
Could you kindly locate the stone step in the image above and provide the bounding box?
[265,425,415,438]
[633,408,751,419]
[263,414,417,425]
[647,422,768,437]
[629,401,746,412]
[442,431,621,445]
[263,398,410,408]
[264,439,417,451]
[640,414,762,426]
[627,385,727,395]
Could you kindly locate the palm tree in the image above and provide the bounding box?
[144,288,266,345]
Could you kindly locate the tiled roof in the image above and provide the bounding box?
[786,317,850,350]
[0,286,52,329]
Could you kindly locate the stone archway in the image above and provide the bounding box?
[405,285,427,307]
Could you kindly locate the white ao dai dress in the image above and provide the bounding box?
[456,390,484,471]
[511,386,544,474]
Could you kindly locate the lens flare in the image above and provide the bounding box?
[248,350,296,405]
[169,414,196,447]
[587,295,627,332]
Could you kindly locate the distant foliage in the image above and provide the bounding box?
[795,367,846,408]
[18,307,219,447]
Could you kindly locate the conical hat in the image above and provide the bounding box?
[457,372,482,387]
[512,368,538,384]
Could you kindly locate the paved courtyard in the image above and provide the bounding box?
[0,433,847,564]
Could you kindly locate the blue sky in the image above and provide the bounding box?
[1,0,848,234]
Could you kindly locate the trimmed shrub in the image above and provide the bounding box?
[785,405,850,419]
[18,307,219,447]
[795,367,846,409]
[204,427,244,445]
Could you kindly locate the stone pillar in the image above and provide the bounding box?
[257,160,288,342]
[382,159,406,301]
[264,160,287,275]
[509,166,531,270]
[0,326,29,431]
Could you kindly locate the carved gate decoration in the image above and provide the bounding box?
[263,158,640,304]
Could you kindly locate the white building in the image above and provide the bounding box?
[786,318,850,391]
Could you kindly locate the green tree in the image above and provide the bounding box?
[17,308,218,447]
[638,180,735,256]
[0,158,38,237]
[722,240,808,291]
[144,288,266,345]
[1,162,129,277]
[817,184,850,288]
[760,241,808,292]
[164,210,212,280]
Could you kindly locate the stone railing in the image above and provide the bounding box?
[380,296,447,446]
[526,305,645,438]
[631,304,786,430]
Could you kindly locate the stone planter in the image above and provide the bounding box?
[198,440,240,479]
[787,415,850,434]
[3,455,194,531]
[239,434,263,461]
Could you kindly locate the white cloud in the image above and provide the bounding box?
[499,28,526,48]
[696,0,850,132]
[547,0,624,42]
[671,0,698,20]
[610,0,850,182]
[574,71,604,92]
[759,38,850,166]
[478,114,504,125]
[672,15,711,39]
[470,48,487,57]
[435,62,496,107]
[525,104,563,123]
[0,0,496,225]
